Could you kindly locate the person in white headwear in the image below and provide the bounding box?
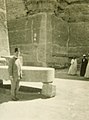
[80,54,88,76]
[84,54,89,78]
[68,56,77,75]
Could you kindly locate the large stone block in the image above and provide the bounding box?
[22,66,55,82]
[7,13,47,66]
[0,0,10,57]
[64,4,89,22]
[6,0,26,20]
[42,83,56,97]
[0,66,55,83]
[68,22,89,56]
[51,15,68,46]
[69,22,89,46]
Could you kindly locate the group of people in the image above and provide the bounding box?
[68,54,89,78]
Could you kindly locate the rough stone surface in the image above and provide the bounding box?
[42,83,56,97]
[0,66,55,83]
[0,0,10,57]
[5,0,89,67]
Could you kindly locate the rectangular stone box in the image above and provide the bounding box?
[0,66,55,83]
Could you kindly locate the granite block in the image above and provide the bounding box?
[42,83,56,97]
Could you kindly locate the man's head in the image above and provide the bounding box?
[83,54,86,58]
[14,48,20,57]
[83,54,86,57]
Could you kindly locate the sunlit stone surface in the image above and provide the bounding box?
[0,65,55,97]
[0,0,10,57]
[0,66,55,83]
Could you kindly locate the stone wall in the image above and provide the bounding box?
[7,13,44,66]
[0,0,10,57]
[55,0,89,57]
[6,0,89,67]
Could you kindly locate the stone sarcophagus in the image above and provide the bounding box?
[0,65,56,97]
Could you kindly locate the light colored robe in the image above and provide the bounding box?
[84,61,89,78]
[68,59,77,75]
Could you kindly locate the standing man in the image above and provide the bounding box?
[80,54,88,76]
[8,48,22,101]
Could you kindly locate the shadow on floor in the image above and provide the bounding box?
[2,84,42,93]
[0,84,48,104]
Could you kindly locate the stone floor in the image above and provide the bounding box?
[0,69,89,120]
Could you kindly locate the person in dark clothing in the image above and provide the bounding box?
[80,54,88,76]
[8,48,22,101]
